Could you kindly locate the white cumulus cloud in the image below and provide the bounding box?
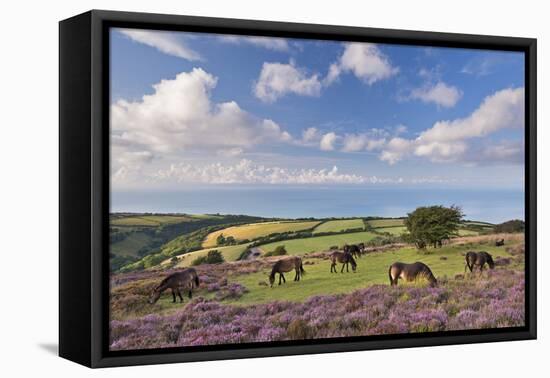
[342,133,386,152]
[110,68,294,186]
[254,61,322,102]
[118,29,202,61]
[219,35,290,51]
[379,87,525,164]
[409,81,463,108]
[320,132,338,151]
[325,43,399,86]
[152,159,402,185]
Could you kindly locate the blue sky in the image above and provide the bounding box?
[110,28,525,192]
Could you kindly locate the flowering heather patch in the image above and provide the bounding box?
[110,269,524,351]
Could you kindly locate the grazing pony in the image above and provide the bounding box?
[269,256,305,287]
[344,244,363,259]
[495,239,505,247]
[464,251,495,275]
[148,268,200,304]
[388,262,437,287]
[330,250,357,273]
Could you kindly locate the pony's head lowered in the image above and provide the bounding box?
[148,286,162,304]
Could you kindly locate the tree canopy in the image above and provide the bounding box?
[404,205,463,249]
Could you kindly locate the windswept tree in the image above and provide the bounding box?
[404,205,463,249]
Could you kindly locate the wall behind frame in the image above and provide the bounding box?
[1,0,546,376]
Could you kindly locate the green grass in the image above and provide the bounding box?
[110,232,153,257]
[375,226,407,235]
[259,231,377,255]
[457,229,480,236]
[203,221,320,248]
[313,219,364,234]
[228,242,519,304]
[111,215,194,227]
[367,218,405,228]
[463,221,494,227]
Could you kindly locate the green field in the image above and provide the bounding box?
[111,232,153,257]
[259,231,377,255]
[203,221,320,248]
[367,218,405,228]
[458,229,480,236]
[228,241,519,304]
[375,226,407,235]
[313,219,364,234]
[111,215,197,227]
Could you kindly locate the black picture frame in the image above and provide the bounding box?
[59,9,537,368]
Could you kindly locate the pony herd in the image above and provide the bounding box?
[148,243,498,304]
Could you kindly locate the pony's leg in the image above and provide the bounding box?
[171,289,176,303]
[188,289,193,299]
[331,263,335,273]
[278,273,282,285]
[177,289,184,302]
[281,273,286,283]
[341,263,345,273]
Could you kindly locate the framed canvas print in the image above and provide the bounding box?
[59,10,536,368]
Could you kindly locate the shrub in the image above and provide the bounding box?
[365,235,400,247]
[191,250,225,266]
[264,245,287,257]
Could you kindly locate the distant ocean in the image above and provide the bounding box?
[111,187,524,224]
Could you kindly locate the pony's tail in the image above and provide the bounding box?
[300,262,306,276]
[388,265,393,286]
[194,273,200,288]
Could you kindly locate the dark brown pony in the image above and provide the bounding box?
[330,251,357,273]
[465,251,495,274]
[388,262,437,287]
[148,268,200,304]
[269,256,305,287]
[344,244,363,259]
[495,239,505,247]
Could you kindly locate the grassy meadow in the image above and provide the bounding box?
[109,212,525,351]
[259,231,377,255]
[312,219,365,234]
[229,242,517,304]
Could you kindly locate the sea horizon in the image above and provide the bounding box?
[111,186,524,224]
